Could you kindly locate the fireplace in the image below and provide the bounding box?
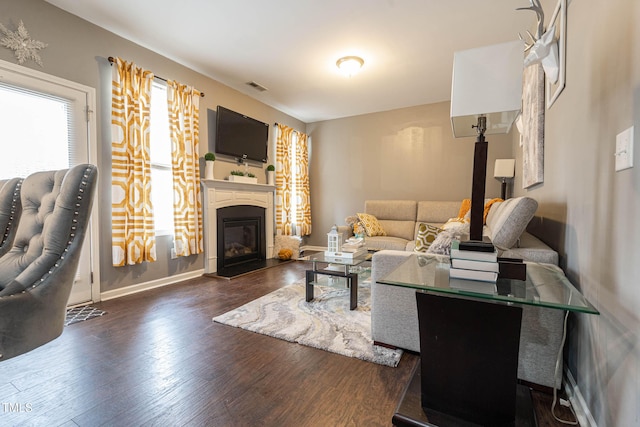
[201,179,275,276]
[217,205,266,272]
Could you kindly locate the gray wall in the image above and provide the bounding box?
[0,0,305,293]
[306,101,513,247]
[512,1,639,425]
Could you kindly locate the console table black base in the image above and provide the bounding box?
[393,364,536,427]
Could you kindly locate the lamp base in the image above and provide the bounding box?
[470,134,487,241]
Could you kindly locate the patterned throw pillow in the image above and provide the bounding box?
[414,223,442,252]
[356,213,386,237]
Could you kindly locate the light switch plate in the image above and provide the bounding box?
[615,126,634,172]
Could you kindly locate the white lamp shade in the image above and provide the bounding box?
[450,40,524,138]
[494,158,516,178]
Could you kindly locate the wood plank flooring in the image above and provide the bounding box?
[0,260,578,426]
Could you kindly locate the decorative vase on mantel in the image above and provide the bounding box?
[266,164,275,186]
[204,160,214,180]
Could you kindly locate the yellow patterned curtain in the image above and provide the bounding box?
[294,132,312,235]
[166,80,203,256]
[275,124,312,236]
[111,57,156,266]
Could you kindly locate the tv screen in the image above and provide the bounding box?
[215,106,269,163]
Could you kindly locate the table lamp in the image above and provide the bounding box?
[450,40,524,241]
[494,158,516,199]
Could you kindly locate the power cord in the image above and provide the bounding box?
[551,309,578,424]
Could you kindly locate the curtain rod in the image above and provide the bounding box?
[108,57,205,97]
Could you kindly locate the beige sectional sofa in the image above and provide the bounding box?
[340,198,558,264]
[344,198,564,389]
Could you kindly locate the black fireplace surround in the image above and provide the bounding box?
[216,205,266,273]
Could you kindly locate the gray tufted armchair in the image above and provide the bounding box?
[0,164,98,361]
[0,178,23,258]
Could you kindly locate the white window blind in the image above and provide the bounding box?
[149,81,174,236]
[0,82,76,179]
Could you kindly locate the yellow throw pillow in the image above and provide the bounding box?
[457,199,471,219]
[483,198,503,224]
[414,223,442,252]
[461,198,504,224]
[356,213,386,237]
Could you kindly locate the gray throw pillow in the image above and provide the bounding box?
[486,197,538,250]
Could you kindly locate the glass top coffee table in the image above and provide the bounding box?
[378,253,599,426]
[304,253,371,310]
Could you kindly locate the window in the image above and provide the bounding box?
[149,81,173,236]
[0,83,73,179]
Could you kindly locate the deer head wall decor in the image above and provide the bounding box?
[517,0,560,84]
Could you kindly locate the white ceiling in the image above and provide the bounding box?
[46,0,536,123]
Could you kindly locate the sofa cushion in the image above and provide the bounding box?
[365,200,417,240]
[357,213,387,237]
[414,223,442,252]
[365,200,417,221]
[501,232,559,264]
[364,236,409,251]
[379,219,415,241]
[416,201,460,224]
[486,197,538,249]
[485,200,503,226]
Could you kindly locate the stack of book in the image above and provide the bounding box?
[449,240,498,294]
[325,237,367,259]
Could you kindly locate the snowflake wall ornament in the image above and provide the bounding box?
[0,20,48,67]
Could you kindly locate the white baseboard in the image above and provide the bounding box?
[100,269,205,301]
[564,366,598,427]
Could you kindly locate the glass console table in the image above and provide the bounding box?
[378,254,599,426]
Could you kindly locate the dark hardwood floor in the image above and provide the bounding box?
[0,260,578,426]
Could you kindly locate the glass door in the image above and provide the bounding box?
[0,59,98,305]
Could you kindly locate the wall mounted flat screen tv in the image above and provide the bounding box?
[215,105,269,163]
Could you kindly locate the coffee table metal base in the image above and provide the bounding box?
[305,269,358,310]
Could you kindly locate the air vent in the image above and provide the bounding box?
[246,81,268,92]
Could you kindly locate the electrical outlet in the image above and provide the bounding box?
[170,248,177,259]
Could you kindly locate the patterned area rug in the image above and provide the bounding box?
[213,280,403,367]
[65,306,106,326]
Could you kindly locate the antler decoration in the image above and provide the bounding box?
[517,0,561,84]
[516,0,545,51]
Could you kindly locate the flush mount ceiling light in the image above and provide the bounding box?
[336,56,364,77]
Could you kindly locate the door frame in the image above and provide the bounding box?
[0,58,101,304]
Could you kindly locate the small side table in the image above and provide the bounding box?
[304,253,368,310]
[379,254,599,426]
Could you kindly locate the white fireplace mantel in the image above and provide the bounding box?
[201,179,275,274]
